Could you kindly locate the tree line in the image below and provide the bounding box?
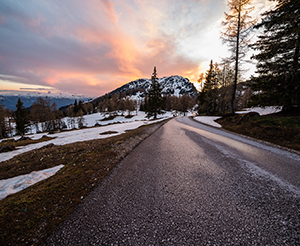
[197,60,251,114]
[0,97,95,138]
[0,78,197,138]
[198,0,299,115]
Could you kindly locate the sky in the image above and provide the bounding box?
[0,0,274,97]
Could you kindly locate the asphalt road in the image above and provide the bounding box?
[45,117,300,245]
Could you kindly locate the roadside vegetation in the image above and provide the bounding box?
[0,136,55,153]
[0,120,167,246]
[216,112,300,151]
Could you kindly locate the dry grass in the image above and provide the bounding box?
[216,113,300,151]
[0,120,167,245]
[0,136,55,151]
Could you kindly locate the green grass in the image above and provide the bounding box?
[0,120,166,246]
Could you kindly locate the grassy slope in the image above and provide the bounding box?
[0,120,167,246]
[0,136,55,151]
[216,112,300,151]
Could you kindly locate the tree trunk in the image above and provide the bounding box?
[230,2,241,115]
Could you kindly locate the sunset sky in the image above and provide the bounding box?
[0,0,274,97]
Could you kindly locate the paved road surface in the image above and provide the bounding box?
[45,117,300,245]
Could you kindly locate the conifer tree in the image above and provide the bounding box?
[73,99,79,115]
[0,96,7,138]
[197,60,218,114]
[146,67,165,119]
[250,0,300,112]
[221,0,256,114]
[15,98,29,135]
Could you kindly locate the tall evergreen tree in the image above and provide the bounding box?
[250,0,300,112]
[0,96,7,138]
[15,98,29,135]
[197,60,218,114]
[146,67,165,119]
[73,99,79,115]
[221,0,256,114]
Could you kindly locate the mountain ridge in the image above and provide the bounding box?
[0,90,92,110]
[90,75,197,106]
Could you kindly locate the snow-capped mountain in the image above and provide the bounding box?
[90,75,197,106]
[0,90,92,110]
[111,76,197,97]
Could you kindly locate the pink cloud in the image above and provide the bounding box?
[1,0,269,97]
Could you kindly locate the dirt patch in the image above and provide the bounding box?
[100,115,116,121]
[0,120,167,246]
[99,131,118,135]
[0,135,55,152]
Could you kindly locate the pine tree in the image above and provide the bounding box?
[15,98,29,135]
[221,0,256,114]
[146,67,165,119]
[250,0,300,112]
[0,96,7,138]
[197,60,218,114]
[73,100,79,115]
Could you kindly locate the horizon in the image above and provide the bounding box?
[0,0,274,97]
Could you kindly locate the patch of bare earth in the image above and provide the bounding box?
[0,120,167,246]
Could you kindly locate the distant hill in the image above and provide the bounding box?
[0,90,92,110]
[90,75,198,105]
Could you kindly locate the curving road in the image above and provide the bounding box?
[45,117,300,245]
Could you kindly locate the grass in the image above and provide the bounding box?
[0,120,167,245]
[216,112,300,151]
[0,136,55,151]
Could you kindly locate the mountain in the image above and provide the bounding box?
[0,90,92,110]
[91,75,197,105]
[112,76,197,96]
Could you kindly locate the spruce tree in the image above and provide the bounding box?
[15,98,29,135]
[73,100,78,115]
[146,67,165,119]
[250,0,300,112]
[197,60,217,114]
[0,96,7,138]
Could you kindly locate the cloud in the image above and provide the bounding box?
[0,0,274,97]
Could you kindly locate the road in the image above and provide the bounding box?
[45,117,300,245]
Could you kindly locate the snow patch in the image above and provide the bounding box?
[194,116,222,128]
[0,112,173,163]
[236,106,282,116]
[0,164,64,200]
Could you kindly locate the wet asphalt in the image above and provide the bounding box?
[44,117,300,245]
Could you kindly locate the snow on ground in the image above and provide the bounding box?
[194,106,282,128]
[1,113,172,163]
[194,116,222,128]
[0,165,64,200]
[236,106,282,116]
[0,112,172,200]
